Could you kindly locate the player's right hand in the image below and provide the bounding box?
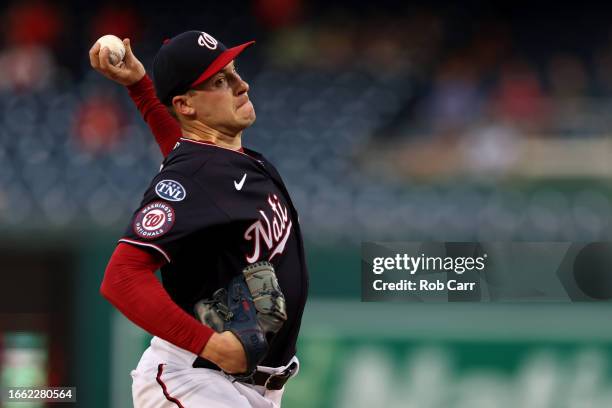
[89,38,146,86]
[200,331,248,374]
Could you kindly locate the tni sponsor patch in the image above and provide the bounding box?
[155,179,186,202]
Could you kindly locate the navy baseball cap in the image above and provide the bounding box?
[153,31,255,105]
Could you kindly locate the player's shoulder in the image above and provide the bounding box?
[158,138,283,188]
[242,146,283,178]
[152,138,257,190]
[159,139,216,177]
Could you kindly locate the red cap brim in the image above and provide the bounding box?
[189,41,255,88]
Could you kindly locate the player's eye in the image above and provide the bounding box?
[215,77,226,87]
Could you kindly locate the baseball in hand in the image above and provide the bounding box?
[96,34,126,66]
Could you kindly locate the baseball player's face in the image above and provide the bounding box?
[189,61,256,134]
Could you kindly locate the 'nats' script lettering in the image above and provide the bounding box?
[244,194,292,263]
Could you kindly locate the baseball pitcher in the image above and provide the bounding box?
[91,30,309,407]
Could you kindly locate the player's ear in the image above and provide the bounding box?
[172,94,194,116]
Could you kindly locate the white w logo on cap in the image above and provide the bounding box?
[198,32,218,50]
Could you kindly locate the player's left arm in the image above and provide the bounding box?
[100,243,216,357]
[89,38,181,157]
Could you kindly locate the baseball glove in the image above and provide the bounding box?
[242,261,287,340]
[194,274,268,375]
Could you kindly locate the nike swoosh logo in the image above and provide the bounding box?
[234,173,247,191]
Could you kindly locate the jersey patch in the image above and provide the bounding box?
[133,201,176,239]
[155,179,186,202]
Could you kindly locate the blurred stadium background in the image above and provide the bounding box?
[1,0,612,407]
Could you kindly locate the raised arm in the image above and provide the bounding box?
[89,38,181,157]
[126,74,182,157]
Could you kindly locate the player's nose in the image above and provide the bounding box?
[235,78,249,95]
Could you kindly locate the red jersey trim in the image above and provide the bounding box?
[156,364,186,408]
[179,137,249,157]
[118,238,171,263]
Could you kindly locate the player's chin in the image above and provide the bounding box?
[237,105,256,125]
[242,114,256,128]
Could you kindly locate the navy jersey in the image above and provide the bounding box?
[120,137,309,366]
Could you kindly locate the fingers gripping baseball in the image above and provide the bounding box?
[88,38,145,86]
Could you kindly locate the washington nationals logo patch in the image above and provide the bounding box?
[133,201,175,239]
[155,179,186,201]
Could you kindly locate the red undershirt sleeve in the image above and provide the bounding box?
[127,75,182,157]
[100,242,214,355]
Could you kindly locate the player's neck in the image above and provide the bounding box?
[181,123,242,151]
